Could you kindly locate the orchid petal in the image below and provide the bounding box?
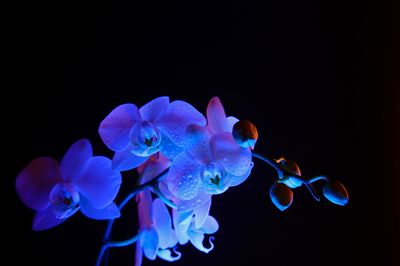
[16,157,62,211]
[80,198,120,220]
[206,96,229,134]
[153,198,176,249]
[139,96,170,123]
[229,162,254,187]
[210,132,252,176]
[159,100,206,147]
[199,216,219,234]
[159,132,184,160]
[139,154,170,184]
[140,227,159,260]
[184,124,211,163]
[175,189,212,212]
[112,144,148,171]
[99,103,141,152]
[173,209,193,245]
[138,191,153,228]
[61,139,93,181]
[194,198,211,229]
[157,248,181,262]
[32,206,66,231]
[188,232,215,253]
[75,156,122,209]
[226,116,239,132]
[167,152,202,200]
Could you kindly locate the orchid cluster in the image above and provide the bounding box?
[16,96,349,266]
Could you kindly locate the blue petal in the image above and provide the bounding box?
[226,116,239,132]
[157,248,181,262]
[16,157,62,211]
[228,162,254,187]
[80,198,120,220]
[175,189,212,212]
[184,124,211,163]
[194,198,211,229]
[135,242,143,266]
[159,132,184,160]
[153,198,176,249]
[158,100,206,147]
[139,96,170,123]
[166,152,202,200]
[140,227,159,260]
[74,156,122,209]
[173,209,193,245]
[188,232,215,253]
[32,206,66,231]
[210,132,252,176]
[99,103,141,152]
[112,144,148,171]
[199,216,219,234]
[206,96,228,134]
[60,139,93,181]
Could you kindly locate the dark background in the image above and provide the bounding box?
[4,0,399,265]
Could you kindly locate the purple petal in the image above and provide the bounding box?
[188,231,214,253]
[112,144,148,171]
[206,96,229,134]
[139,154,170,184]
[139,96,170,123]
[184,124,211,163]
[194,198,211,229]
[74,156,122,209]
[199,216,219,234]
[32,206,66,231]
[226,116,239,132]
[16,157,62,211]
[99,103,141,152]
[153,198,177,249]
[135,242,143,266]
[140,227,159,260]
[229,162,254,187]
[158,100,206,147]
[175,189,211,212]
[172,209,193,245]
[210,132,252,176]
[159,132,184,160]
[166,153,202,200]
[80,199,120,220]
[61,139,93,181]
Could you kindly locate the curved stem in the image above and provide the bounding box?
[96,233,141,266]
[96,168,169,266]
[252,151,322,201]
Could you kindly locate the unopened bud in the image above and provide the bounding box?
[232,120,258,149]
[269,183,293,211]
[323,180,349,206]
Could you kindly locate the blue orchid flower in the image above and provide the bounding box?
[16,139,122,230]
[99,96,206,171]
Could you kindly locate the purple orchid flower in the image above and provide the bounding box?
[164,97,254,211]
[16,139,122,231]
[99,96,206,171]
[135,154,180,266]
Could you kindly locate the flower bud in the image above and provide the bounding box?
[232,120,258,149]
[277,159,302,188]
[323,180,349,206]
[269,183,293,211]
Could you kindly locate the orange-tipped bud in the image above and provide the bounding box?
[323,180,349,206]
[269,183,294,211]
[232,120,258,149]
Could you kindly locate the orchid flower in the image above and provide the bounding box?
[135,154,180,266]
[16,139,122,230]
[173,209,219,253]
[99,97,206,171]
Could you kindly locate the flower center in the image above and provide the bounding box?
[49,183,80,219]
[201,163,231,194]
[130,121,162,157]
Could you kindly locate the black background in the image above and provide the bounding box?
[4,0,399,265]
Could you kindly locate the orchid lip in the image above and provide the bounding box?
[49,183,80,219]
